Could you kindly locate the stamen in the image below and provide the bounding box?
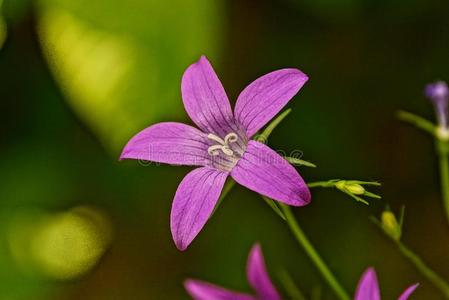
[221,146,234,156]
[224,133,238,144]
[207,133,226,145]
[207,145,223,156]
[207,132,239,156]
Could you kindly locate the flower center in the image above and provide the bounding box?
[207,132,238,156]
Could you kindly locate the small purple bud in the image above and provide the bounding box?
[425,81,449,100]
[425,81,449,129]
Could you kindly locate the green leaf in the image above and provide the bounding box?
[346,180,381,186]
[285,156,317,168]
[256,109,292,143]
[363,191,381,199]
[345,192,369,205]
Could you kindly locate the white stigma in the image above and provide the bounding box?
[207,133,238,156]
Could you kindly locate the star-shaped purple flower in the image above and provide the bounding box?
[185,262,419,300]
[120,56,311,250]
[355,267,418,300]
[185,243,281,300]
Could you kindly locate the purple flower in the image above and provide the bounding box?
[425,81,449,129]
[355,267,418,300]
[120,56,311,250]
[184,243,281,300]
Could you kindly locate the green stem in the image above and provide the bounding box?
[261,196,286,220]
[395,240,449,299]
[397,110,437,136]
[307,181,337,188]
[212,179,235,215]
[372,217,449,298]
[257,109,291,142]
[278,269,307,300]
[437,140,449,226]
[279,204,351,300]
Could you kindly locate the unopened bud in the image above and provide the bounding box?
[381,211,401,241]
[346,184,365,195]
[335,181,365,195]
[425,81,449,130]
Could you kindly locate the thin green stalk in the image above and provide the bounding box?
[307,181,337,188]
[278,269,307,300]
[279,203,351,300]
[396,240,449,299]
[437,140,449,226]
[212,179,235,215]
[397,111,449,227]
[257,109,291,143]
[307,180,380,189]
[397,110,436,136]
[261,196,286,220]
[372,216,449,298]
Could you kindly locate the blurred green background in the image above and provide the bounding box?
[1,0,449,298]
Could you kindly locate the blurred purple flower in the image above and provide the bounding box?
[355,267,418,300]
[425,80,449,129]
[120,55,311,250]
[184,243,280,300]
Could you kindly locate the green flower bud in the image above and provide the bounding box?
[335,181,365,195]
[381,211,401,241]
[346,183,365,195]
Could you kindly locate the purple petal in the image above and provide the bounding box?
[185,279,255,300]
[171,167,228,250]
[398,283,419,300]
[355,268,381,300]
[120,122,208,166]
[181,56,236,137]
[230,141,311,206]
[234,69,308,138]
[246,244,281,300]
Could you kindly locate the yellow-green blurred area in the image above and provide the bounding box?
[0,0,449,298]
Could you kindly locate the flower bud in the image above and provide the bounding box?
[381,211,401,241]
[425,81,449,133]
[335,181,365,195]
[346,183,365,195]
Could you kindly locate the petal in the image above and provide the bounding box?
[246,244,281,300]
[185,279,255,300]
[120,122,208,166]
[355,268,381,300]
[234,68,308,138]
[230,141,311,206]
[181,56,236,136]
[171,167,228,250]
[398,283,419,300]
